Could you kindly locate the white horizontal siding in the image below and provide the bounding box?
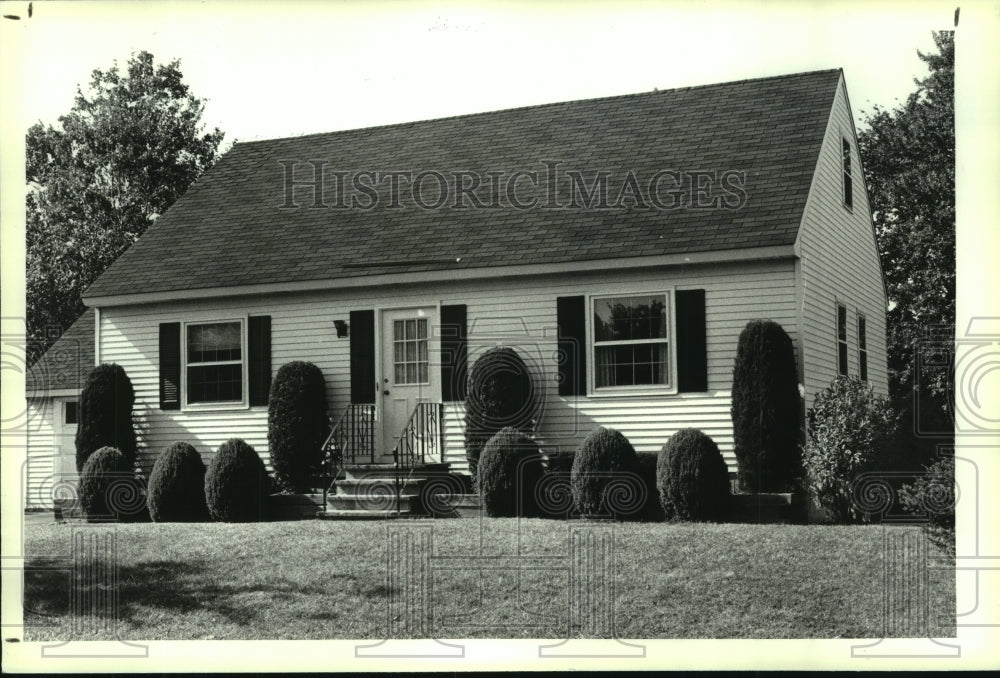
[796,74,889,411]
[25,398,55,509]
[100,259,798,476]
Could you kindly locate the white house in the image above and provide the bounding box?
[26,68,887,507]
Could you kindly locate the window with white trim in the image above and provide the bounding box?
[857,313,868,381]
[186,321,244,404]
[837,303,848,377]
[592,293,670,389]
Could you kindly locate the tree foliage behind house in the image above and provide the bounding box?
[26,51,224,363]
[857,31,954,458]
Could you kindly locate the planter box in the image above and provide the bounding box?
[269,493,323,520]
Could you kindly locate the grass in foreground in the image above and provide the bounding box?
[22,518,954,640]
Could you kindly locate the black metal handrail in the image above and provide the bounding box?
[321,403,376,504]
[390,401,441,469]
[391,401,443,516]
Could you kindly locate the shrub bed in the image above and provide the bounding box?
[147,442,209,522]
[204,439,272,522]
[657,429,731,522]
[75,363,137,472]
[268,361,330,492]
[730,320,801,492]
[464,347,536,483]
[477,427,545,517]
[570,427,642,519]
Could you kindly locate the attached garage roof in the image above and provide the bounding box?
[25,308,94,395]
[84,68,841,301]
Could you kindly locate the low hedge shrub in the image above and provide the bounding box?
[657,428,731,522]
[147,442,209,522]
[79,446,145,522]
[570,427,642,519]
[204,439,272,522]
[477,427,545,517]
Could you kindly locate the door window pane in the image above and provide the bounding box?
[393,318,429,384]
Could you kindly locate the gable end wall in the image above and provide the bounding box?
[796,74,889,411]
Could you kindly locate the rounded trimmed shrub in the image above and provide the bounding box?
[75,363,137,472]
[464,347,537,484]
[804,376,897,523]
[204,439,271,522]
[477,427,545,517]
[79,446,144,522]
[731,320,802,492]
[147,442,209,522]
[570,427,643,519]
[656,429,731,522]
[268,361,330,492]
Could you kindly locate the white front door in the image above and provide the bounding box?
[379,307,440,462]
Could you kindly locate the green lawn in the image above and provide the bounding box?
[21,518,954,640]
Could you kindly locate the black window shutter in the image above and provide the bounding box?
[440,304,467,401]
[159,322,181,410]
[676,289,708,392]
[350,310,376,404]
[556,295,587,397]
[248,315,272,406]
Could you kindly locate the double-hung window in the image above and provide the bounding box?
[592,293,670,390]
[186,320,245,405]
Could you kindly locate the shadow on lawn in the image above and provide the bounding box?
[23,556,358,629]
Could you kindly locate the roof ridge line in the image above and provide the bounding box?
[234,68,843,147]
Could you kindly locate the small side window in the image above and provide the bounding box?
[64,401,78,425]
[857,314,868,382]
[837,303,849,377]
[842,138,853,209]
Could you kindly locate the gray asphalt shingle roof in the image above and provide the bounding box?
[84,69,841,300]
[25,308,94,395]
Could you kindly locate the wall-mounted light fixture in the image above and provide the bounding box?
[333,320,349,338]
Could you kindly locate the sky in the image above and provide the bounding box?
[2,0,957,147]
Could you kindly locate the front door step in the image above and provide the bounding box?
[317,462,459,520]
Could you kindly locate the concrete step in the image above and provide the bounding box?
[327,492,420,512]
[316,508,415,520]
[334,477,427,495]
[342,462,450,480]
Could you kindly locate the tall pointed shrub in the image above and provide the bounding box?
[731,320,802,492]
[268,361,329,492]
[75,363,137,472]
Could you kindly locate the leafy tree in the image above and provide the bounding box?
[857,32,954,451]
[27,51,224,361]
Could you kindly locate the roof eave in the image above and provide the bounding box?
[84,245,798,308]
